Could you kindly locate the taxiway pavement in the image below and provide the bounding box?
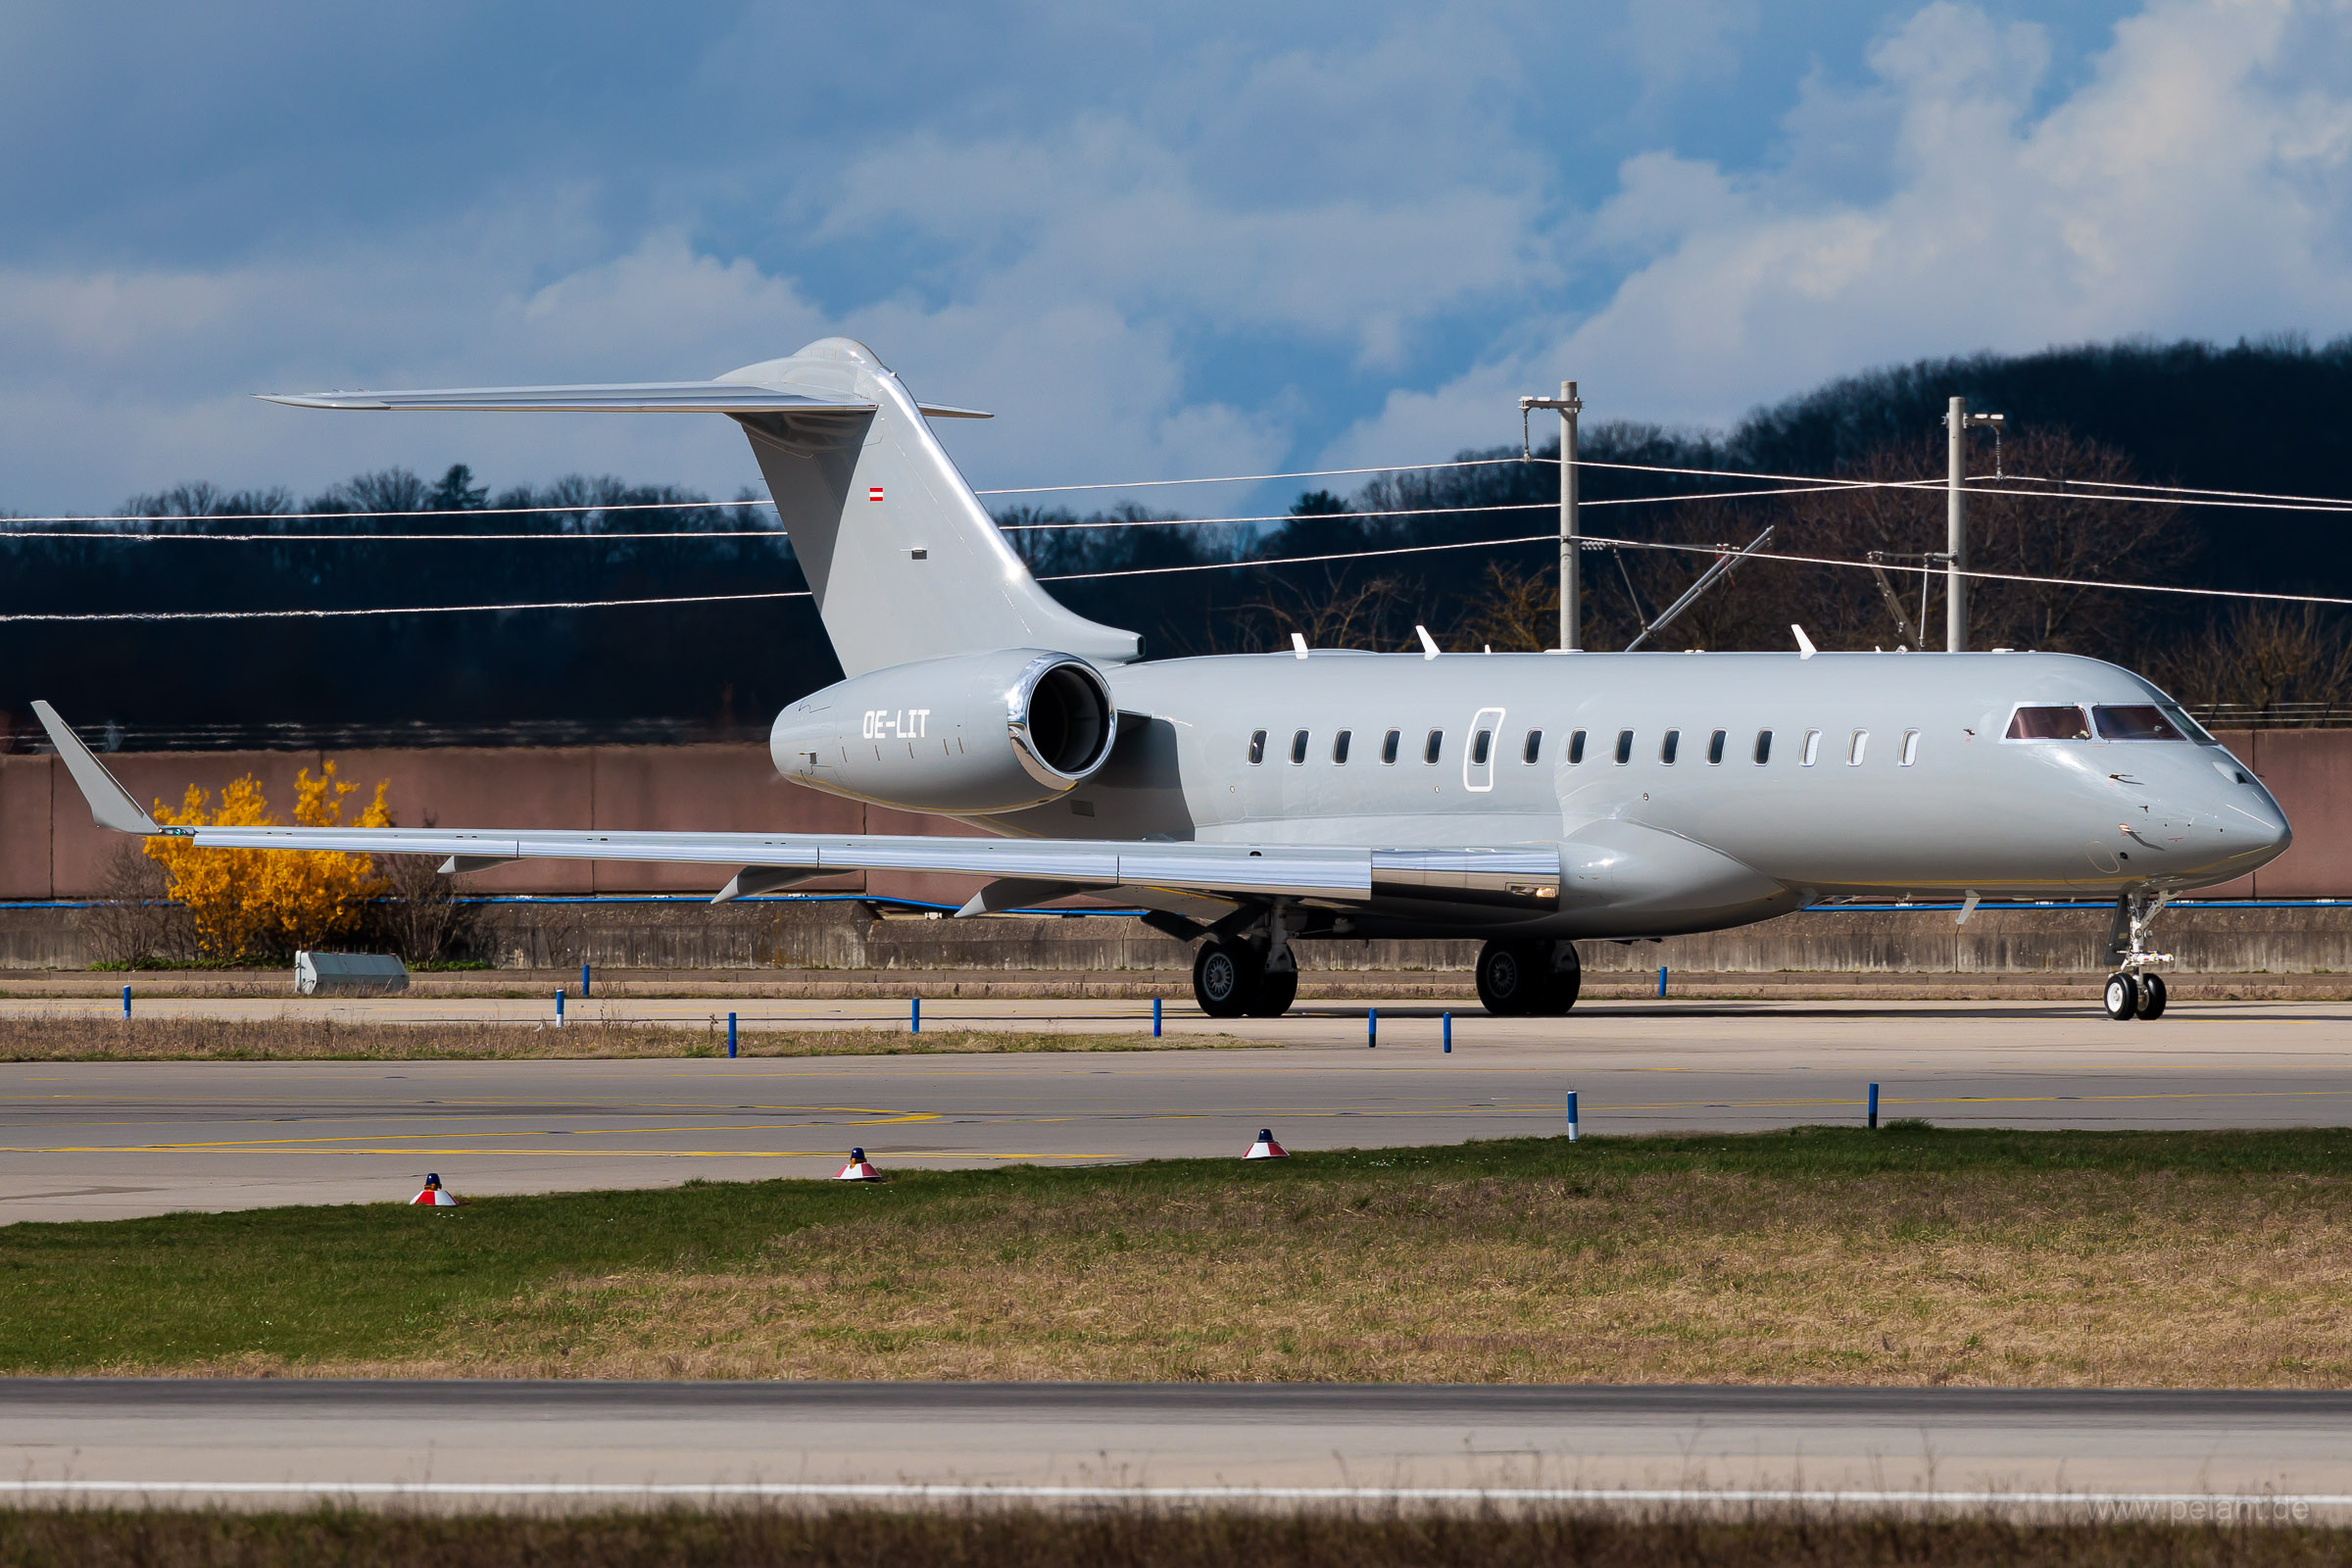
[5,1380,2352,1505]
[8,999,2352,1221]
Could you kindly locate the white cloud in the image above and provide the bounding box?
[0,219,1294,514]
[1327,0,2352,466]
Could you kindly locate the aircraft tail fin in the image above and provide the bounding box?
[261,339,1143,678]
[719,339,1140,676]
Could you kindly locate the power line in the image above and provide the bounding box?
[970,457,1540,495]
[0,589,812,624]
[11,523,2352,621]
[0,498,775,526]
[0,526,789,544]
[13,458,2352,539]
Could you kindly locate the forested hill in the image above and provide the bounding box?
[8,335,2348,750]
[1727,337,2352,594]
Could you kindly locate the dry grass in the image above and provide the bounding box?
[368,1154,2352,1387]
[18,1131,2352,1388]
[0,1012,1181,1061]
[3,1505,2342,1567]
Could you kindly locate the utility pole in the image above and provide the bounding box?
[1520,381,1584,650]
[1943,395,2003,652]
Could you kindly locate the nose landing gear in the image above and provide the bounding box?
[2102,891,2173,1022]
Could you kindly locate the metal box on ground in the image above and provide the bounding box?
[295,952,410,996]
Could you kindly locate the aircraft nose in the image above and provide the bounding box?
[2205,774,2290,869]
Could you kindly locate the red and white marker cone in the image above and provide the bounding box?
[834,1147,885,1181]
[410,1172,461,1207]
[1244,1128,1288,1159]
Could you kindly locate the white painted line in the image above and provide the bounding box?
[0,1482,2341,1512]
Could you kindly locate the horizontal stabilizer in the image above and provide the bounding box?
[259,381,991,418]
[257,381,877,415]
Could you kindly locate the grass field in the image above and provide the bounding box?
[0,1507,2343,1568]
[0,1013,1179,1061]
[8,1126,2352,1385]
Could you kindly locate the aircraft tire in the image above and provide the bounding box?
[1475,940,1545,1016]
[1534,945,1583,1016]
[1194,939,1261,1019]
[1247,964,1298,1017]
[2137,973,2168,1019]
[2102,971,2141,1021]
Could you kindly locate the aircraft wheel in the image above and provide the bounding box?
[2137,973,2168,1020]
[1534,944,1583,1016]
[1475,940,1545,1016]
[1194,939,1261,1019]
[2101,971,2141,1021]
[1247,963,1298,1017]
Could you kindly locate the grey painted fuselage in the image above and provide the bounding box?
[973,648,2288,940]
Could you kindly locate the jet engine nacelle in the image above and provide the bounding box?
[770,649,1117,813]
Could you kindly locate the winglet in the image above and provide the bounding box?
[30,702,160,834]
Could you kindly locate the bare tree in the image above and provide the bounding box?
[362,814,480,964]
[77,841,195,967]
[1234,569,1417,652]
[2144,605,2352,720]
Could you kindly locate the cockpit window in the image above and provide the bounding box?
[2093,705,2186,742]
[2005,705,2091,741]
[2160,702,2222,745]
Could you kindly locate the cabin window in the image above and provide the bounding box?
[1381,729,1400,764]
[1753,729,1772,764]
[1847,729,1868,765]
[1660,729,1680,764]
[1290,730,1309,764]
[1708,729,1727,765]
[1472,729,1493,766]
[1523,730,1543,764]
[1800,729,1821,766]
[2006,704,2091,741]
[1424,729,1444,764]
[1568,729,1587,764]
[1249,730,1267,764]
[2093,705,2188,742]
[1899,729,1920,765]
[1614,729,1635,765]
[1333,730,1351,764]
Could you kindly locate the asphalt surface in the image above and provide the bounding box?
[9,998,2352,1221]
[6,1380,2352,1502]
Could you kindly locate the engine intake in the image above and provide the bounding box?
[771,649,1117,813]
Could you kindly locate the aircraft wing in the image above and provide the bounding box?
[145,823,1374,902]
[255,381,989,418]
[32,702,1560,911]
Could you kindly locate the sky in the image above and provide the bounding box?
[3,0,2349,515]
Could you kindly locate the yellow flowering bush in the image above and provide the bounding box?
[144,761,391,962]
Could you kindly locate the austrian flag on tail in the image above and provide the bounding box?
[867,486,884,502]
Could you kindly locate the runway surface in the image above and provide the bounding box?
[7,1380,2352,1505]
[9,998,2352,1221]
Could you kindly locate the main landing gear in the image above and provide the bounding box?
[2101,891,2172,1022]
[1475,939,1582,1016]
[1192,938,1298,1018]
[1190,902,1302,1018]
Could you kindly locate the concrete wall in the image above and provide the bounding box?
[9,901,2352,975]
[7,726,2348,901]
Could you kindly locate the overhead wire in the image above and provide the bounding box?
[12,447,2352,618]
[15,517,2352,620]
[12,457,2352,538]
